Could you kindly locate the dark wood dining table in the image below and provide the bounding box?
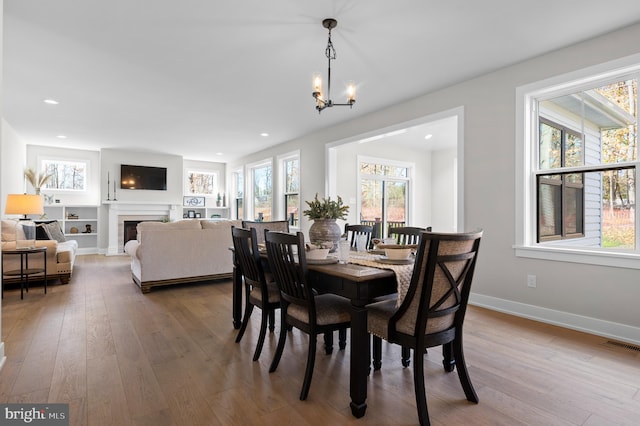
[231,257,397,418]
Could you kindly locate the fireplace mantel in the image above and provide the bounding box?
[105,201,181,255]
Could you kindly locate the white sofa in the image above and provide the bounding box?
[1,219,78,284]
[124,219,242,293]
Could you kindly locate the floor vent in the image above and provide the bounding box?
[605,340,640,352]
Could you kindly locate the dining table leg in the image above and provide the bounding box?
[349,302,370,418]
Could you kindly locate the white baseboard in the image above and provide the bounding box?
[469,293,640,346]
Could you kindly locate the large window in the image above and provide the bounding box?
[186,170,217,195]
[41,159,87,191]
[233,169,244,220]
[283,155,300,228]
[517,61,639,267]
[251,162,272,222]
[358,158,411,238]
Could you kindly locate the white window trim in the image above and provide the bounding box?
[277,150,300,229]
[356,155,414,226]
[246,158,273,222]
[184,169,218,196]
[232,167,244,220]
[38,156,89,193]
[515,53,640,269]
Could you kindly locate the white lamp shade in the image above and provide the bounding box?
[5,194,44,216]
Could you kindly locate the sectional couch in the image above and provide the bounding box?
[124,219,242,293]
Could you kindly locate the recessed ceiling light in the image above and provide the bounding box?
[56,135,67,139]
[424,134,433,140]
[43,99,59,105]
[260,133,269,137]
[216,152,223,156]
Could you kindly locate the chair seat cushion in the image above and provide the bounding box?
[368,297,456,338]
[367,299,396,339]
[249,281,280,304]
[287,293,351,326]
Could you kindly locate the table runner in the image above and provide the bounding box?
[347,253,414,306]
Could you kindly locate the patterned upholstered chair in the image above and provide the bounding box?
[367,230,483,425]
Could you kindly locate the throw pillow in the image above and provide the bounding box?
[43,221,66,242]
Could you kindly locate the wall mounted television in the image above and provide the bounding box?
[120,164,167,190]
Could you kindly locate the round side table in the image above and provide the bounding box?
[1,246,47,299]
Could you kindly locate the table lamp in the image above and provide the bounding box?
[5,194,44,249]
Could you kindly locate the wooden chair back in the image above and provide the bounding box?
[388,226,432,245]
[344,223,373,249]
[242,220,290,244]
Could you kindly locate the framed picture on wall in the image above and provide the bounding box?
[183,196,205,207]
[187,210,196,218]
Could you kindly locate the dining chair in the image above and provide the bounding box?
[264,230,352,401]
[242,220,290,245]
[367,230,483,425]
[231,226,281,361]
[388,226,432,245]
[344,223,373,249]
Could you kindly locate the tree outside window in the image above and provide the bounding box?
[187,170,217,195]
[284,157,299,227]
[535,78,637,249]
[252,164,272,221]
[42,159,87,191]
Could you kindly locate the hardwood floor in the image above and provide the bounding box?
[1,255,639,425]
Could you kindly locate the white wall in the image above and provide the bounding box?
[230,22,640,343]
[430,148,457,232]
[1,120,27,209]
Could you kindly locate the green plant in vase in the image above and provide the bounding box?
[303,194,349,251]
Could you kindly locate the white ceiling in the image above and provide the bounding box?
[4,1,640,162]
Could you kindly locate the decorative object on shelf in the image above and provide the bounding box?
[67,212,79,220]
[83,224,93,233]
[43,193,54,205]
[70,227,79,234]
[216,193,222,206]
[184,196,205,207]
[24,167,53,195]
[222,193,226,206]
[107,171,111,201]
[304,193,349,252]
[113,181,117,201]
[195,212,202,218]
[211,214,221,218]
[312,18,356,113]
[4,194,44,249]
[187,210,196,218]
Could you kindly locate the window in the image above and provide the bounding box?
[517,59,639,267]
[283,155,300,228]
[537,119,585,241]
[41,159,87,191]
[251,162,272,221]
[358,157,411,238]
[186,170,217,195]
[233,169,244,220]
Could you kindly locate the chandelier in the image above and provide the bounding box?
[312,18,356,113]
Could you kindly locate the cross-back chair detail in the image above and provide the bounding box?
[367,230,483,425]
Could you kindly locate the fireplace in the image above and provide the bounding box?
[105,201,181,255]
[124,220,160,245]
